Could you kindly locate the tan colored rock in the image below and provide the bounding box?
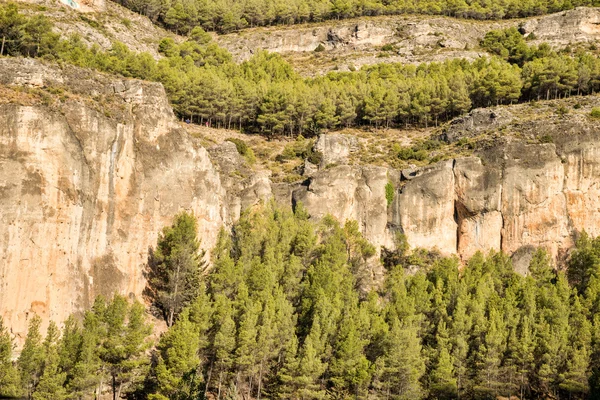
[396,160,457,254]
[313,133,359,167]
[292,164,394,250]
[454,157,503,259]
[0,59,231,340]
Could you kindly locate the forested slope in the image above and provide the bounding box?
[3,3,600,136]
[113,0,600,34]
[5,1,600,399]
[4,205,600,399]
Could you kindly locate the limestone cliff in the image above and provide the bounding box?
[4,57,600,339]
[0,58,268,339]
[296,109,600,275]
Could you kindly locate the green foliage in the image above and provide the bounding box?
[6,5,600,135]
[480,27,532,66]
[226,138,256,164]
[33,322,67,400]
[112,0,600,35]
[278,136,322,164]
[97,295,152,398]
[0,317,19,398]
[591,107,600,119]
[385,181,394,206]
[13,204,600,399]
[147,211,204,327]
[17,315,44,398]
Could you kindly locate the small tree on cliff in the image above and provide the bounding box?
[147,211,205,327]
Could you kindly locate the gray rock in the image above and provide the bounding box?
[313,133,359,167]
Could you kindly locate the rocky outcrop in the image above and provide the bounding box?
[0,59,267,339]
[313,133,359,167]
[521,7,600,45]
[295,117,600,272]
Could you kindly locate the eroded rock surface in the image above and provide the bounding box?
[0,59,267,339]
[4,57,600,339]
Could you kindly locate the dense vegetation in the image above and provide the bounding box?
[3,4,600,136]
[112,0,600,34]
[4,205,600,399]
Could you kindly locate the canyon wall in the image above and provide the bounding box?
[3,57,600,338]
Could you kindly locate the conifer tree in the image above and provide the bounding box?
[32,321,67,400]
[98,296,152,400]
[67,309,103,397]
[18,315,44,398]
[151,309,203,399]
[148,211,204,327]
[560,294,591,398]
[429,321,457,399]
[0,316,19,398]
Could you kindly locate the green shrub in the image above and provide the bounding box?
[385,182,394,206]
[277,136,319,164]
[395,145,428,161]
[539,134,553,143]
[590,108,600,119]
[556,105,568,116]
[306,149,323,165]
[121,18,132,28]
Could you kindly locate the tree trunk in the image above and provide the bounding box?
[205,361,214,395]
[112,373,117,400]
[217,370,223,400]
[1,36,5,56]
[257,360,264,400]
[168,261,181,327]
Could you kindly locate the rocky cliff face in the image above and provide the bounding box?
[295,109,600,275]
[3,57,600,338]
[0,58,268,339]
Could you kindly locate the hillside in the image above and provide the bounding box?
[217,7,600,74]
[6,1,600,399]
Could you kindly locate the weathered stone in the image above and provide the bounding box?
[292,164,394,250]
[0,59,226,340]
[313,133,359,167]
[396,160,457,254]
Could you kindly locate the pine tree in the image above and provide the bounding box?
[380,315,426,399]
[0,316,19,398]
[328,313,371,397]
[233,283,260,397]
[18,315,44,398]
[559,293,591,398]
[32,321,67,400]
[148,211,204,327]
[152,308,203,399]
[379,266,426,399]
[209,294,236,399]
[98,296,152,400]
[429,321,457,399]
[67,309,103,397]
